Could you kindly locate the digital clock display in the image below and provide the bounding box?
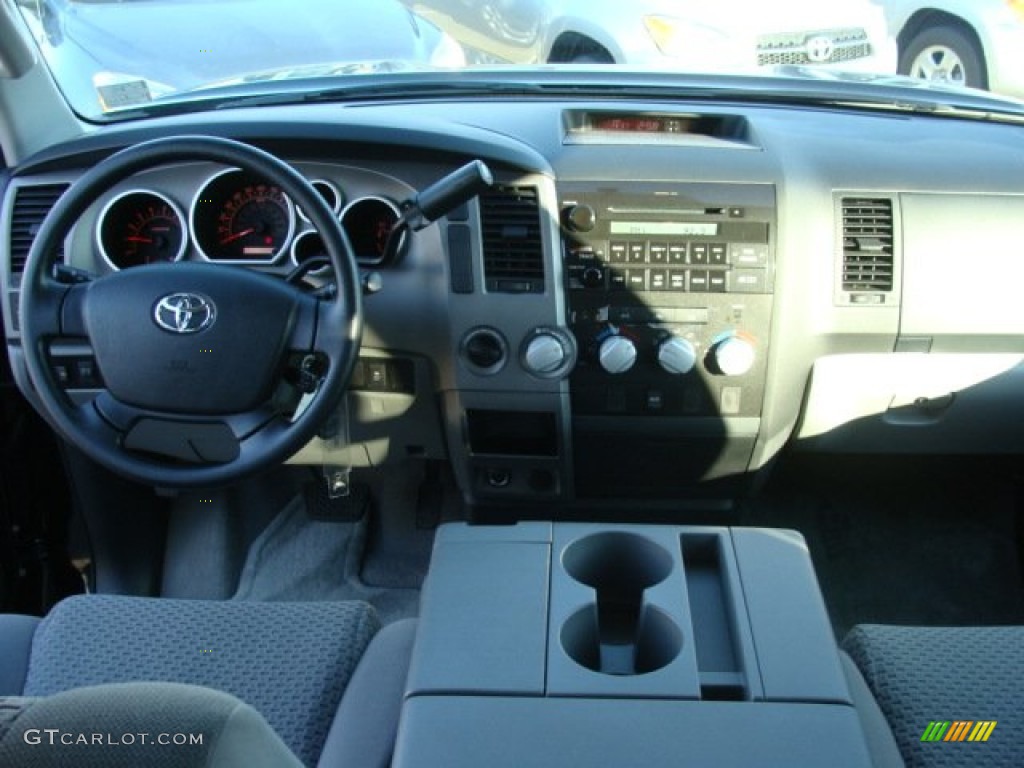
[589,114,694,134]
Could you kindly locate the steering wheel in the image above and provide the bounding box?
[18,135,362,488]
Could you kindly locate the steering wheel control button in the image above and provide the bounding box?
[153,293,217,334]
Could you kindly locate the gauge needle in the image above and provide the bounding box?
[124,236,154,243]
[219,227,255,245]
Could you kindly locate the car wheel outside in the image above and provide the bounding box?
[899,24,987,90]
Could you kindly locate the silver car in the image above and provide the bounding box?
[402,0,896,72]
[881,0,1024,98]
[16,0,465,114]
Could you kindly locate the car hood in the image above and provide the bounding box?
[61,0,443,91]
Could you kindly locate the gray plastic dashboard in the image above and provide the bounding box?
[3,96,1024,504]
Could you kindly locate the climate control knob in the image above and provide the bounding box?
[523,332,569,377]
[711,335,756,376]
[598,335,637,374]
[657,336,697,375]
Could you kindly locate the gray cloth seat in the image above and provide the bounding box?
[842,624,1024,768]
[0,594,413,768]
[0,682,303,767]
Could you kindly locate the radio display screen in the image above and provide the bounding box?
[609,221,718,237]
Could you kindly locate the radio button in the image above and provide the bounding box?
[625,269,647,291]
[649,269,668,291]
[627,243,646,263]
[709,243,728,265]
[689,270,710,292]
[708,272,727,292]
[730,243,768,266]
[567,265,586,290]
[582,266,605,289]
[565,203,597,233]
[731,269,766,293]
[668,244,687,264]
[649,243,669,264]
[690,243,709,264]
[609,242,628,263]
[609,268,627,290]
[668,271,687,291]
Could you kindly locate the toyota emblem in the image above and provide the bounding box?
[153,293,216,334]
[805,35,835,63]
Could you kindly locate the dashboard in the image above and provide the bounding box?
[4,94,1024,507]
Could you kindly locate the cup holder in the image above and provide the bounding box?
[563,531,673,591]
[560,532,681,676]
[561,605,683,676]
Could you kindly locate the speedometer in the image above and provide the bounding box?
[191,169,295,262]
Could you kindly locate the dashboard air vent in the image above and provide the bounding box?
[840,197,894,293]
[8,183,69,274]
[480,185,544,293]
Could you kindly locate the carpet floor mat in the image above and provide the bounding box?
[747,455,1024,639]
[232,495,420,624]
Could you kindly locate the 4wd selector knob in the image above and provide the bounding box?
[565,204,596,233]
[657,336,697,375]
[598,335,637,374]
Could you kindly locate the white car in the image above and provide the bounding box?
[404,0,896,73]
[881,0,1024,97]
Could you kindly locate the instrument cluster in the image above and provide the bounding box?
[95,167,404,271]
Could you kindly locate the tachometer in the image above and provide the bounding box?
[191,169,295,262]
[96,190,187,269]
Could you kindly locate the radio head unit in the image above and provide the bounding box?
[559,182,776,498]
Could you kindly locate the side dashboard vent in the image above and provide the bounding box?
[840,197,894,294]
[8,183,69,274]
[480,185,544,293]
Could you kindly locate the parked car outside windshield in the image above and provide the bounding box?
[401,0,896,73]
[14,0,466,117]
[879,0,1024,98]
[16,0,996,124]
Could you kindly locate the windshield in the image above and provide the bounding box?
[13,0,1024,120]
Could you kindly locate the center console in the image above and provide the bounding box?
[393,523,874,767]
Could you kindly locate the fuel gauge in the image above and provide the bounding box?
[97,190,187,269]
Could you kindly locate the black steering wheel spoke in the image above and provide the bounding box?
[18,136,362,488]
[25,278,85,340]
